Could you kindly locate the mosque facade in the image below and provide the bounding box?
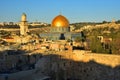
[39,14,82,41]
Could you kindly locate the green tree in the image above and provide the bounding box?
[102,20,108,24]
[111,38,120,54]
[90,36,107,53]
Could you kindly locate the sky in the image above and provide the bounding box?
[0,0,120,23]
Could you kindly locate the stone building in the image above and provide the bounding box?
[19,13,29,35]
[39,14,82,41]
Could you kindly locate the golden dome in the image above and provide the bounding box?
[51,15,69,27]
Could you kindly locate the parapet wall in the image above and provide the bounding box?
[73,50,120,67]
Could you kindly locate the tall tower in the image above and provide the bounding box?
[19,13,28,35]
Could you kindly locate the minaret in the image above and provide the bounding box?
[19,13,28,35]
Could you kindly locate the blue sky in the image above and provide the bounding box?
[0,0,120,23]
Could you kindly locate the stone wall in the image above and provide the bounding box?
[35,50,120,80]
[73,50,120,67]
[0,69,35,80]
[1,50,120,80]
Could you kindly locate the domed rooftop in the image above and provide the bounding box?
[21,13,27,21]
[51,15,69,27]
